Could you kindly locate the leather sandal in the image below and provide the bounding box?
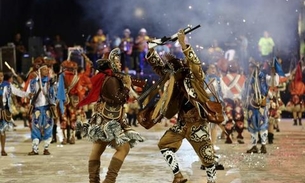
[69,137,75,144]
[61,138,67,145]
[260,145,267,154]
[28,150,39,155]
[172,172,188,183]
[246,145,258,153]
[43,149,51,155]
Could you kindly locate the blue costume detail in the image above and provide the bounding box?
[246,69,269,134]
[29,77,56,141]
[31,106,53,140]
[0,81,12,134]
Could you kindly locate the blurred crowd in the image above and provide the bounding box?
[8,27,285,79]
[1,26,303,146]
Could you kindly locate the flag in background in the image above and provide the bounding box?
[57,73,66,115]
[273,57,285,77]
[294,61,302,83]
[273,57,287,83]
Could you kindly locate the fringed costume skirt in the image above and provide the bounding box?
[85,113,144,148]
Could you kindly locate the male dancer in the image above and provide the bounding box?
[0,72,28,155]
[27,59,57,155]
[243,61,270,154]
[143,29,219,183]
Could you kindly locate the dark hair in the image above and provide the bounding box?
[77,67,84,73]
[3,72,13,81]
[53,62,61,74]
[98,63,111,71]
[96,59,111,71]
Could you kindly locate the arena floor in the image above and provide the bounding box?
[0,118,304,183]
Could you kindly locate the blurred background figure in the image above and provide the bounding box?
[237,34,249,75]
[52,35,67,63]
[208,39,224,65]
[133,28,150,75]
[119,28,134,71]
[258,31,275,63]
[13,33,27,73]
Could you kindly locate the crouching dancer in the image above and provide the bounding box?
[77,48,144,183]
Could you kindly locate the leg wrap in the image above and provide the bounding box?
[32,138,39,153]
[260,130,268,145]
[205,164,216,183]
[250,132,258,145]
[160,148,180,175]
[44,137,52,150]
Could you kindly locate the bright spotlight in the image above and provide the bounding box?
[134,8,144,18]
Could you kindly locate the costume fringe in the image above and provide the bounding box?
[143,73,169,107]
[86,119,144,148]
[152,74,175,119]
[124,130,145,148]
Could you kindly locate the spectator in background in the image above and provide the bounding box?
[208,39,224,65]
[258,31,275,63]
[133,28,150,75]
[119,28,134,71]
[92,28,108,54]
[52,35,67,62]
[126,94,140,127]
[13,33,26,73]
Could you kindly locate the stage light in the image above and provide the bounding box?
[134,8,144,18]
[25,19,34,29]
